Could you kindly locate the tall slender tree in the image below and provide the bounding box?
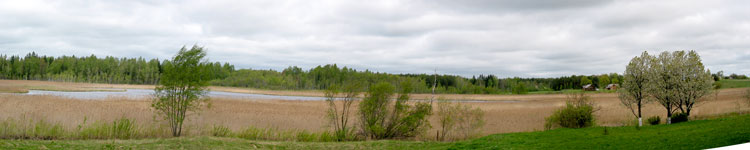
[152,45,212,137]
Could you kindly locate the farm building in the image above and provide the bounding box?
[605,84,619,90]
[582,84,597,91]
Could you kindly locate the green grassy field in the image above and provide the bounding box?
[2,113,749,150]
[718,79,750,89]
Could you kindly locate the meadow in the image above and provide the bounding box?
[2,79,749,141]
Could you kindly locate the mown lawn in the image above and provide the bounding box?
[2,114,749,150]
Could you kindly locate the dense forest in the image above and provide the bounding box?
[0,52,233,84]
[1,52,635,94]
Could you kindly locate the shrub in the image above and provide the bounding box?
[545,92,596,130]
[325,83,360,141]
[436,98,485,141]
[359,82,432,139]
[671,113,689,123]
[647,116,660,125]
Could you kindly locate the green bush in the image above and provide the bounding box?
[545,93,596,130]
[647,116,660,125]
[359,82,432,139]
[671,113,689,123]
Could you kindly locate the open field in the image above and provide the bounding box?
[2,80,750,139]
[718,79,750,89]
[2,113,749,149]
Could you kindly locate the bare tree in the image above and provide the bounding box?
[618,51,652,126]
[435,97,485,141]
[325,83,360,141]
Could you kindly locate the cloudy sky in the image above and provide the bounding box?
[1,0,749,77]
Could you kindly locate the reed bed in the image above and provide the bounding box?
[1,80,749,141]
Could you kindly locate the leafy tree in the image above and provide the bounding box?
[581,77,592,87]
[648,51,679,124]
[512,82,528,94]
[672,51,713,117]
[618,51,652,126]
[647,50,713,124]
[152,46,212,137]
[598,74,610,89]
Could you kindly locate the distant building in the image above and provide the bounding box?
[582,84,597,91]
[606,84,619,90]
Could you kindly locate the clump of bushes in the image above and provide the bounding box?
[359,82,432,140]
[545,92,597,130]
[647,116,660,125]
[670,113,689,124]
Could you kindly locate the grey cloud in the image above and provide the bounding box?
[1,0,749,78]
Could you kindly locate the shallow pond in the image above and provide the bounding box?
[25,89,328,101]
[23,89,517,103]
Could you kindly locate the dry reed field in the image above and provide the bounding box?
[1,80,749,138]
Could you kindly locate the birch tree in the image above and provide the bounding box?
[152,45,212,137]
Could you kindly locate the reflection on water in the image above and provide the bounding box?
[23,89,518,103]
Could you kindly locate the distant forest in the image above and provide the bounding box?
[0,52,630,94]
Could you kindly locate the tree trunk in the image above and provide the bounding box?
[638,117,642,126]
[667,108,672,124]
[637,101,643,127]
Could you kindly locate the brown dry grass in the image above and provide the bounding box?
[1,79,749,138]
[0,85,28,93]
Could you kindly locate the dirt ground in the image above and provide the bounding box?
[1,80,748,136]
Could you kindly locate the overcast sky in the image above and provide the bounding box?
[1,0,749,77]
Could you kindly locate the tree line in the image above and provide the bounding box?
[3,52,734,94]
[0,52,233,84]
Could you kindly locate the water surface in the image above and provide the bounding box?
[24,89,517,103]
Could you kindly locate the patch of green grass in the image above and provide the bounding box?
[3,114,749,149]
[449,113,750,150]
[717,79,750,89]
